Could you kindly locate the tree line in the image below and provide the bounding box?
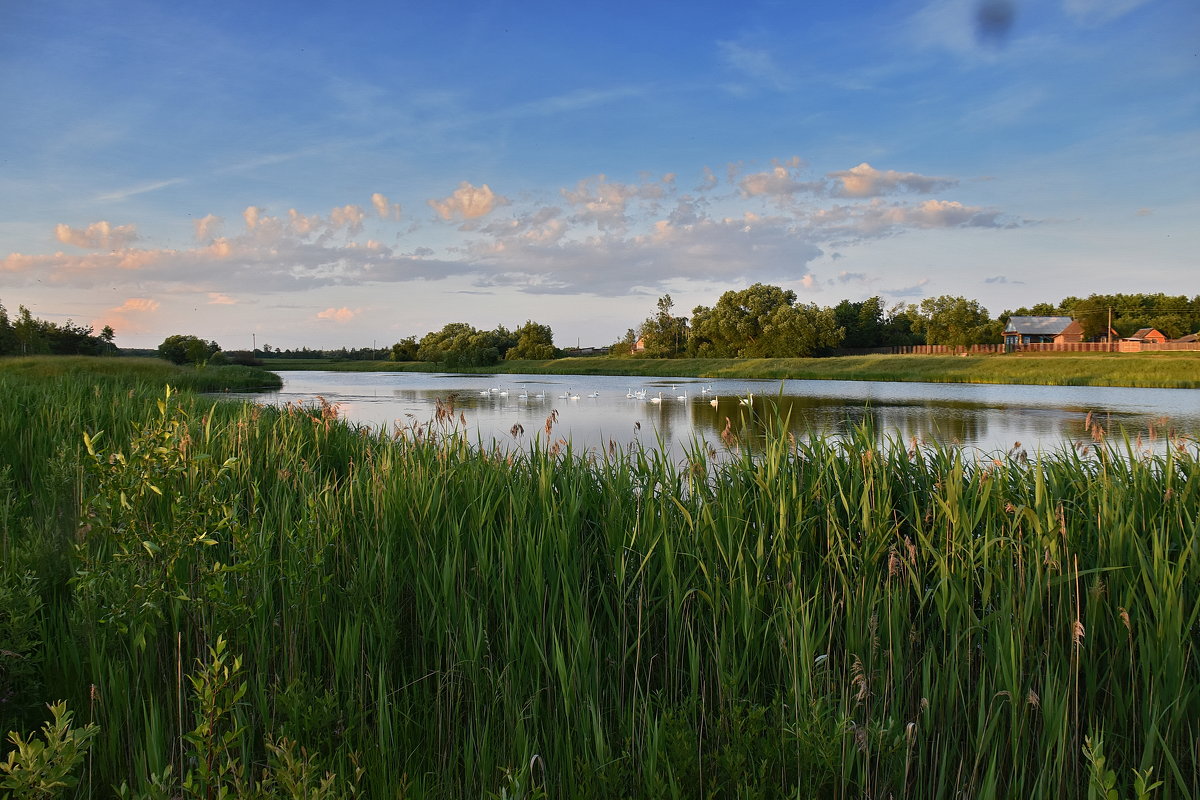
[0,301,117,357]
[7,289,1197,366]
[615,288,1200,358]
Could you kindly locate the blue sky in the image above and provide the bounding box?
[2,0,1196,350]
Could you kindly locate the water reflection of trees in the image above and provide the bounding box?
[685,395,1093,452]
[274,380,1196,457]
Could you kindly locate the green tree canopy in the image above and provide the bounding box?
[157,334,221,365]
[0,301,115,356]
[505,320,557,360]
[416,323,515,367]
[907,296,999,347]
[1060,293,1200,340]
[687,283,844,358]
[389,336,419,362]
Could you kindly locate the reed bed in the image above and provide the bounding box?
[0,370,1197,798]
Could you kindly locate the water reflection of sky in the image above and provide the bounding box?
[231,371,1200,458]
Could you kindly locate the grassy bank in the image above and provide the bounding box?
[1,367,1197,798]
[261,350,1200,389]
[0,354,283,391]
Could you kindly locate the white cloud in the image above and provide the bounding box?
[429,182,505,221]
[329,205,366,236]
[739,159,819,201]
[467,211,823,296]
[207,292,236,305]
[828,163,957,197]
[244,206,264,230]
[809,198,1012,239]
[560,175,667,231]
[55,221,138,250]
[287,209,322,236]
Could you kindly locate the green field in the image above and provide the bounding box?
[261,350,1200,389]
[1,362,1197,798]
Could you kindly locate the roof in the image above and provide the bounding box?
[1130,328,1164,339]
[1004,316,1076,335]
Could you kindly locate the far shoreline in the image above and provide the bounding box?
[259,351,1200,390]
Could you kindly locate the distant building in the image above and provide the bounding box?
[1175,333,1199,343]
[1127,327,1168,343]
[1003,316,1084,346]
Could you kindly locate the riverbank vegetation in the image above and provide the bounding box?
[261,350,1200,389]
[1,366,1197,798]
[0,355,282,392]
[239,291,1200,368]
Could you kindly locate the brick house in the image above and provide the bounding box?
[1128,327,1167,343]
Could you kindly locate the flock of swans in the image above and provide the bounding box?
[476,384,745,409]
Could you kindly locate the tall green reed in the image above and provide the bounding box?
[0,368,1196,798]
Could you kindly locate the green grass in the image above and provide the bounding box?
[0,367,1197,798]
[0,355,282,392]
[261,351,1200,389]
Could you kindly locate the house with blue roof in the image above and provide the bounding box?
[1002,316,1084,347]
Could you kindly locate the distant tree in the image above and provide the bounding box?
[389,337,419,362]
[999,302,1061,327]
[13,306,50,355]
[1060,293,1200,340]
[0,302,109,355]
[687,283,843,358]
[158,334,221,365]
[609,328,637,357]
[417,322,509,367]
[98,325,118,354]
[637,295,688,358]
[833,296,888,349]
[0,302,18,355]
[505,320,557,360]
[907,296,998,346]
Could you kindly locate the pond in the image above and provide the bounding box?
[229,371,1200,458]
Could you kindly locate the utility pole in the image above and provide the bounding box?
[1108,307,1113,351]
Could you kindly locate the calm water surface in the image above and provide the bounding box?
[233,371,1200,458]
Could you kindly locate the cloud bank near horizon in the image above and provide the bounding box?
[3,159,1022,309]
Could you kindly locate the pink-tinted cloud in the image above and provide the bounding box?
[194,214,222,243]
[371,192,402,220]
[111,297,160,313]
[429,182,505,221]
[207,292,236,305]
[828,163,956,197]
[55,221,138,250]
[316,306,359,323]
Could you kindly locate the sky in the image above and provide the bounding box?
[1,0,1197,351]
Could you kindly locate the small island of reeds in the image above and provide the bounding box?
[0,362,1196,798]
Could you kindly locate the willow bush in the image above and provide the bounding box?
[0,369,1196,798]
